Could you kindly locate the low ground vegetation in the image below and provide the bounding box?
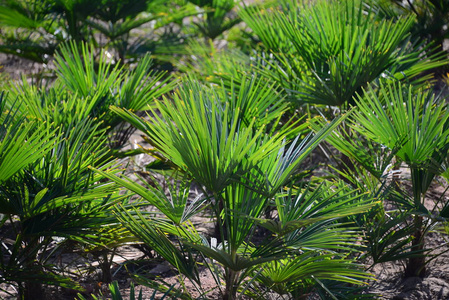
[1,0,449,299]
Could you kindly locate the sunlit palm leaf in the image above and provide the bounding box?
[0,115,125,243]
[255,253,371,293]
[310,119,402,180]
[241,0,447,107]
[239,1,294,53]
[246,115,347,196]
[351,81,449,202]
[115,206,201,283]
[111,77,294,193]
[0,95,57,182]
[256,183,375,237]
[53,41,175,128]
[93,168,206,225]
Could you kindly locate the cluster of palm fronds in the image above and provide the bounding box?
[0,0,258,64]
[1,0,449,299]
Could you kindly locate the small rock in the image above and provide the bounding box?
[149,261,172,275]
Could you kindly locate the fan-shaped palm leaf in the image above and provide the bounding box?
[254,253,371,298]
[350,80,449,276]
[0,96,57,182]
[114,206,202,284]
[111,77,296,193]
[0,110,131,297]
[351,82,449,201]
[241,0,447,107]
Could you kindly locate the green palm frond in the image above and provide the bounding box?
[255,254,370,295]
[176,76,289,130]
[351,81,449,202]
[310,119,401,180]
[220,183,269,251]
[111,77,294,193]
[256,183,375,237]
[246,114,346,196]
[54,42,122,98]
[239,2,293,53]
[352,83,449,165]
[7,80,92,128]
[267,183,372,253]
[93,167,206,226]
[241,0,447,107]
[186,239,287,272]
[216,76,289,128]
[54,41,177,124]
[0,115,125,242]
[0,95,57,182]
[115,206,202,284]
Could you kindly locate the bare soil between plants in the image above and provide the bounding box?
[1,54,449,300]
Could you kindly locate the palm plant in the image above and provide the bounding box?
[55,42,175,147]
[348,81,449,277]
[0,0,194,63]
[308,120,424,267]
[372,0,449,62]
[0,88,135,298]
[110,77,303,192]
[85,0,199,62]
[0,95,56,183]
[239,0,447,107]
[0,94,57,298]
[244,181,375,299]
[186,0,241,40]
[91,76,376,299]
[237,2,449,259]
[6,41,175,150]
